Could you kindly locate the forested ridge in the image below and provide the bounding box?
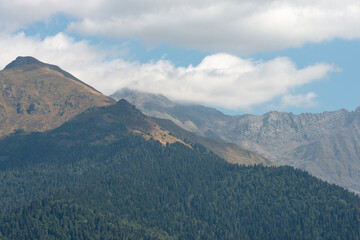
[0,102,359,239]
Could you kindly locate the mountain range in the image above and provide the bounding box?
[112,88,360,194]
[0,60,359,238]
[0,57,270,166]
[2,56,357,193]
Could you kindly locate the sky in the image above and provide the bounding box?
[0,0,359,115]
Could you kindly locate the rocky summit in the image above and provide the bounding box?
[0,56,115,138]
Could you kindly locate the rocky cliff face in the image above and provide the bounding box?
[222,109,353,157]
[221,110,360,193]
[112,88,360,193]
[0,56,115,137]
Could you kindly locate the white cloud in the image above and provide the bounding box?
[115,54,336,110]
[280,93,318,108]
[0,32,108,72]
[67,1,360,53]
[0,0,360,53]
[0,33,337,110]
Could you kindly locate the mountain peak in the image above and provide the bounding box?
[4,56,43,70]
[0,57,115,137]
[3,56,102,94]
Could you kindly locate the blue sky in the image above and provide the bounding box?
[0,1,359,115]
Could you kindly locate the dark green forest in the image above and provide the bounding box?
[0,102,359,239]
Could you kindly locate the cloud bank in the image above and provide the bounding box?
[0,33,337,110]
[1,0,360,53]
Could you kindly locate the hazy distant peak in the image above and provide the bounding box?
[4,56,42,70]
[112,88,176,108]
[115,88,170,100]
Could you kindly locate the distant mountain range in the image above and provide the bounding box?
[112,88,360,193]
